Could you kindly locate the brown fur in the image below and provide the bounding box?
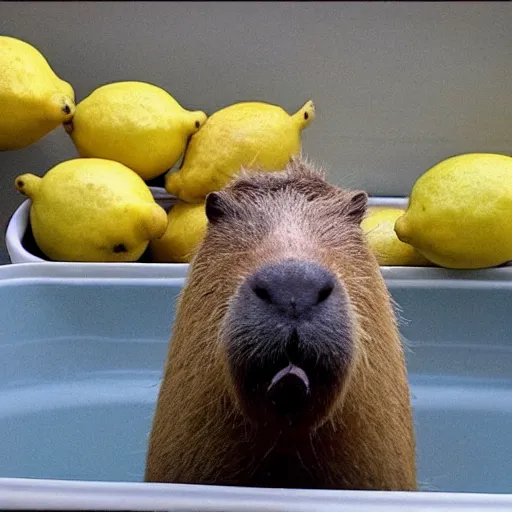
[145,156,417,491]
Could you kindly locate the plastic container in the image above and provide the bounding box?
[5,187,180,266]
[7,193,512,283]
[5,193,408,265]
[0,263,511,510]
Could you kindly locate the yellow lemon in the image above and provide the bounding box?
[361,208,432,266]
[15,158,168,262]
[65,81,207,181]
[150,200,207,263]
[165,100,315,203]
[0,36,75,150]
[395,153,512,269]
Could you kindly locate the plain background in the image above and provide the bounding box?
[0,1,510,264]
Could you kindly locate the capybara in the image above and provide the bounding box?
[145,156,417,491]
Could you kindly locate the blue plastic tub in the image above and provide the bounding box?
[0,263,511,510]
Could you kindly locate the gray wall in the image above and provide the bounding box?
[1,1,511,263]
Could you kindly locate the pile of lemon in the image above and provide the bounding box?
[3,36,512,269]
[362,152,512,270]
[2,35,315,263]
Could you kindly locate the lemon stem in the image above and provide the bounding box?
[140,203,169,240]
[291,100,316,130]
[394,215,411,243]
[186,110,207,133]
[14,173,41,199]
[50,93,76,122]
[165,170,183,197]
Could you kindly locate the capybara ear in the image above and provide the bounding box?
[205,191,231,224]
[345,190,368,224]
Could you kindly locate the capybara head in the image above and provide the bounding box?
[191,157,369,432]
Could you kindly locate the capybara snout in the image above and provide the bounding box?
[223,258,355,430]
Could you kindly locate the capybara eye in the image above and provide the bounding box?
[205,191,227,223]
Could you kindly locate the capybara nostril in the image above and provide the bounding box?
[252,285,272,304]
[248,259,337,317]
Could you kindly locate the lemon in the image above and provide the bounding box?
[149,200,207,263]
[361,208,432,266]
[15,158,168,262]
[395,153,512,269]
[165,100,315,203]
[65,81,207,181]
[0,36,75,150]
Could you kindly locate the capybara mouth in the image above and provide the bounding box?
[261,330,314,423]
[223,259,355,430]
[266,363,311,419]
[268,363,310,396]
[228,326,349,430]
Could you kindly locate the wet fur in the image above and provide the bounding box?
[145,157,417,491]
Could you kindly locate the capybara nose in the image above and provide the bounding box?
[248,260,336,317]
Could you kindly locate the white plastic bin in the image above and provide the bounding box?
[5,194,407,265]
[0,263,511,510]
